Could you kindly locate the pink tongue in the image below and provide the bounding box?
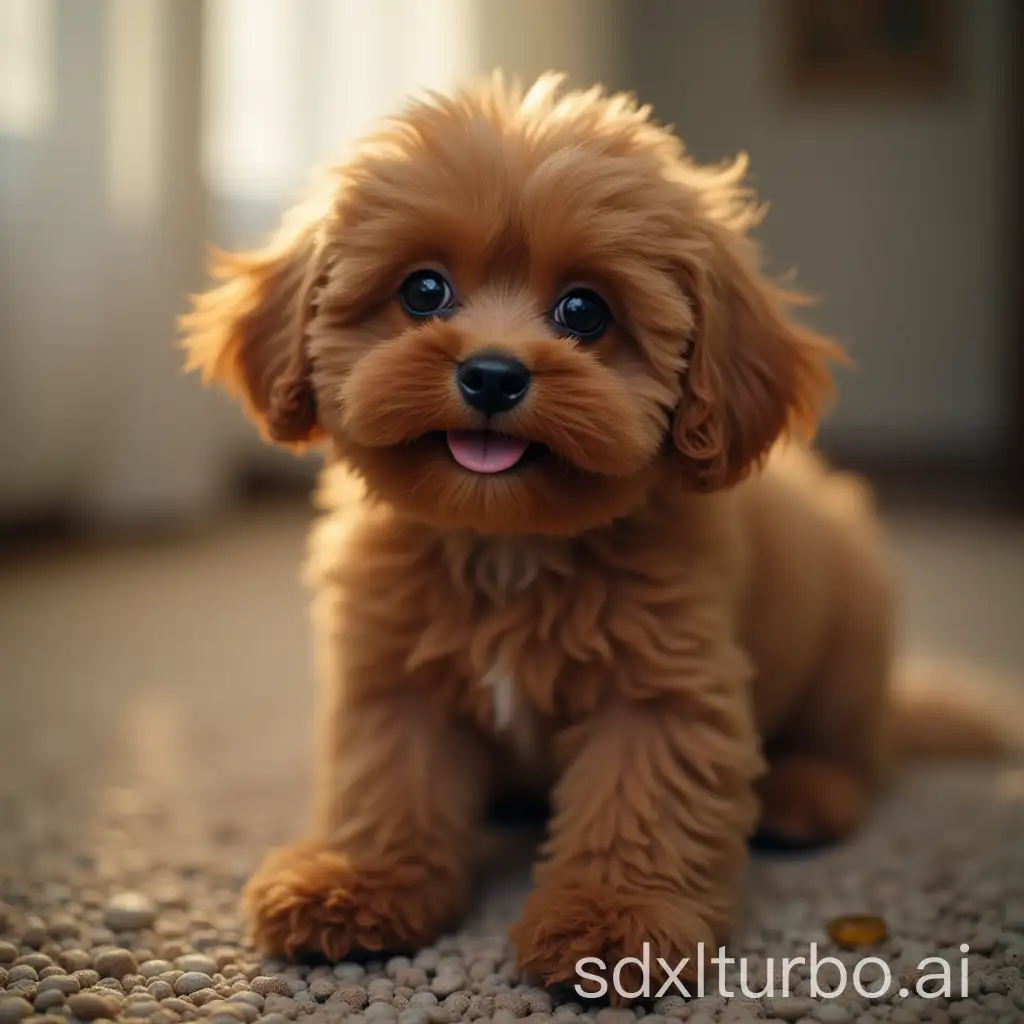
[446,431,529,473]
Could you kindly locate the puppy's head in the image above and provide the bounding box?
[182,75,843,535]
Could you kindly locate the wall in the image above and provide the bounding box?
[626,0,1014,458]
[473,0,628,93]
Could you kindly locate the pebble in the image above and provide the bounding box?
[386,957,411,978]
[429,970,466,996]
[47,913,80,939]
[192,988,223,1006]
[441,993,471,1017]
[174,972,216,995]
[161,997,197,1014]
[33,990,66,1012]
[196,1001,249,1021]
[494,992,527,1017]
[73,968,101,988]
[596,1010,636,1024]
[949,1001,981,1021]
[766,997,815,1020]
[467,960,494,984]
[5,983,35,1003]
[412,950,440,971]
[309,979,335,1001]
[257,1015,291,1024]
[523,990,553,1015]
[228,993,264,1011]
[176,954,218,975]
[398,1010,430,1024]
[6,966,38,984]
[336,985,370,1010]
[652,996,685,1016]
[468,995,494,1018]
[969,928,998,955]
[368,977,394,997]
[888,1010,922,1024]
[67,991,121,1019]
[149,980,175,1001]
[0,943,18,964]
[334,963,368,983]
[59,949,92,972]
[124,1002,163,1019]
[14,951,53,971]
[0,998,34,1024]
[250,976,292,997]
[812,1006,853,1024]
[95,947,140,979]
[399,967,429,990]
[21,919,48,948]
[142,960,176,978]
[105,892,158,932]
[262,994,298,1020]
[37,974,80,995]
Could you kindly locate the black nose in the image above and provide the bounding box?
[456,355,531,415]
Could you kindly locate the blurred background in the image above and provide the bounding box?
[0,0,1021,791]
[1,0,1021,527]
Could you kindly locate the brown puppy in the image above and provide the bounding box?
[181,75,894,989]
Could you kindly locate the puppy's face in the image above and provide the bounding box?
[183,77,841,536]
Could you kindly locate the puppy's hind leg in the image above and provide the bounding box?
[755,552,895,850]
[754,755,872,850]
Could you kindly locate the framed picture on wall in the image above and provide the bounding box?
[785,0,956,96]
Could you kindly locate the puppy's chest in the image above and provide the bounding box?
[476,662,537,760]
[426,543,617,748]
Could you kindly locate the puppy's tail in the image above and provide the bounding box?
[887,656,1024,761]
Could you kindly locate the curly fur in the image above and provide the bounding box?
[179,74,994,998]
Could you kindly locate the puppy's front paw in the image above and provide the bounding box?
[510,881,716,1003]
[243,840,465,960]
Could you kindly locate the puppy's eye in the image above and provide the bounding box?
[549,288,611,342]
[398,269,455,319]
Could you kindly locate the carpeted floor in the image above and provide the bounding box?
[1,500,1022,1023]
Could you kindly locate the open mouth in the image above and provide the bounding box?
[443,430,545,474]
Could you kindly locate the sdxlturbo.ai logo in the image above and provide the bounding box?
[575,942,972,1002]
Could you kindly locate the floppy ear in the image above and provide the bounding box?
[180,200,331,446]
[672,223,845,490]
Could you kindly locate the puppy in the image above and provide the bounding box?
[181,74,895,989]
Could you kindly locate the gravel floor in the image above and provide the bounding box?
[1,502,1022,1024]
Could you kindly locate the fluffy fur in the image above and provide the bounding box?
[180,75,998,997]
